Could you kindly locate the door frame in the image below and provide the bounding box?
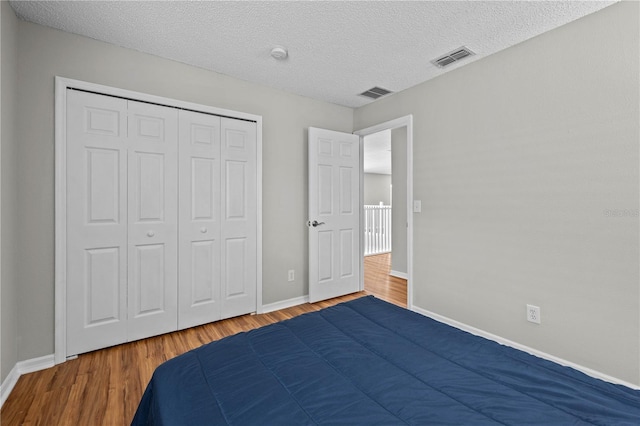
[354,115,414,310]
[54,77,263,364]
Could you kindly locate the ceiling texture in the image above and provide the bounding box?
[10,0,614,109]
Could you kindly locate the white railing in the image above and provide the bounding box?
[364,204,392,256]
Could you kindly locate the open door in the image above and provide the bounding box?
[308,127,361,303]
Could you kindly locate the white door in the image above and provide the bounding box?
[178,110,222,329]
[220,118,257,318]
[66,92,179,354]
[308,127,360,303]
[66,90,128,355]
[178,114,257,325]
[126,100,179,341]
[64,87,257,356]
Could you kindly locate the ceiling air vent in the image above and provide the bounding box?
[432,46,475,68]
[359,86,393,100]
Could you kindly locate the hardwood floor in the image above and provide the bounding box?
[364,253,407,308]
[1,255,406,425]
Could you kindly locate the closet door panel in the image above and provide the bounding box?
[66,90,128,356]
[84,248,122,323]
[133,152,165,221]
[220,118,257,319]
[86,148,121,223]
[224,237,248,297]
[127,100,179,341]
[178,110,222,329]
[190,240,218,303]
[192,158,216,220]
[131,244,166,313]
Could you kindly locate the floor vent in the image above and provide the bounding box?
[432,46,475,68]
[359,86,393,100]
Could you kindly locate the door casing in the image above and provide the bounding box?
[355,116,414,310]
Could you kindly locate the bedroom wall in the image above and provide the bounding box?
[1,0,19,384]
[364,173,391,205]
[14,20,353,361]
[354,1,640,385]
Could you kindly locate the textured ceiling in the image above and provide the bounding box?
[10,1,614,108]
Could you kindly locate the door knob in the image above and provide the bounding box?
[309,220,325,227]
[146,230,155,237]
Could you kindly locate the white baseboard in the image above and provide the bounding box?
[389,270,408,280]
[262,295,309,313]
[0,364,20,408]
[0,354,54,408]
[411,306,640,390]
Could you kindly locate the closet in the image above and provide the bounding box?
[65,89,257,356]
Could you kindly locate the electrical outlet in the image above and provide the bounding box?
[526,304,541,324]
[288,269,295,282]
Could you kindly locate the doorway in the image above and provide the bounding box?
[363,129,405,307]
[356,116,413,310]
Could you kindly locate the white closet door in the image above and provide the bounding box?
[64,87,258,356]
[178,110,222,329]
[66,90,128,355]
[126,100,179,341]
[220,118,257,318]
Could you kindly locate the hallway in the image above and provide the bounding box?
[364,253,407,307]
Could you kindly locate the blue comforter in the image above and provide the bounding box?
[132,296,640,425]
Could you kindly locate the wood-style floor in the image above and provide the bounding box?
[363,253,407,308]
[1,253,406,425]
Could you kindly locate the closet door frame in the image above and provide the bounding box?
[54,76,263,364]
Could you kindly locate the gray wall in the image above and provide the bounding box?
[390,127,407,275]
[364,173,391,205]
[355,2,640,385]
[14,20,352,361]
[1,0,19,383]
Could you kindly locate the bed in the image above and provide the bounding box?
[132,296,640,425]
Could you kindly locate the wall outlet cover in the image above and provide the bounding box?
[526,304,541,324]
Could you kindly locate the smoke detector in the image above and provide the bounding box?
[270,46,288,60]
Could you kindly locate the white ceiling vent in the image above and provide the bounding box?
[359,87,393,100]
[432,46,475,68]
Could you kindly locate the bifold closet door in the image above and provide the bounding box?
[126,100,179,341]
[178,110,222,329]
[178,113,258,327]
[66,90,128,355]
[220,118,257,319]
[66,88,256,356]
[66,91,179,355]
